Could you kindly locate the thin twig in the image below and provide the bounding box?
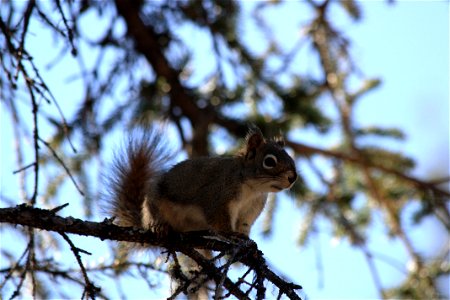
[361,247,387,299]
[38,137,85,196]
[54,0,78,56]
[50,202,70,213]
[12,162,36,174]
[59,232,98,300]
[14,0,35,80]
[8,229,36,300]
[0,242,30,292]
[27,228,37,299]
[26,81,40,205]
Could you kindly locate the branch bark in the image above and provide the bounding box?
[0,204,303,300]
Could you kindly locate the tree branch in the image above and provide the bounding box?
[114,0,210,155]
[287,140,450,199]
[0,204,303,300]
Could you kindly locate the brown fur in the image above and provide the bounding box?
[107,126,297,237]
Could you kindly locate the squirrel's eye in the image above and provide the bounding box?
[263,154,278,169]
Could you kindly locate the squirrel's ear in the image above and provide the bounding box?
[275,136,285,147]
[245,127,265,159]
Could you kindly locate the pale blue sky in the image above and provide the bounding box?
[1,1,448,299]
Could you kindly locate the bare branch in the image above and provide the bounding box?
[38,137,85,196]
[287,140,450,199]
[0,205,303,300]
[59,232,99,300]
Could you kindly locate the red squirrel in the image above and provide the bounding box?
[107,126,297,237]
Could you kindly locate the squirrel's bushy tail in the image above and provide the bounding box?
[105,127,173,228]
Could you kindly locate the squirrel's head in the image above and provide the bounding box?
[241,127,297,192]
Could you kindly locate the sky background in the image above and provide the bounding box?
[1,1,449,299]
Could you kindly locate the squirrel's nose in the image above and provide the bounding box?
[288,172,297,184]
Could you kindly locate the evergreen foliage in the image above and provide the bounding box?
[1,1,448,299]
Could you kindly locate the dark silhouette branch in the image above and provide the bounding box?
[0,204,303,300]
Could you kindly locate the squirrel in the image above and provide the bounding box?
[107,126,297,237]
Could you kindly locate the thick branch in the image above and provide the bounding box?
[0,204,302,300]
[114,0,212,156]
